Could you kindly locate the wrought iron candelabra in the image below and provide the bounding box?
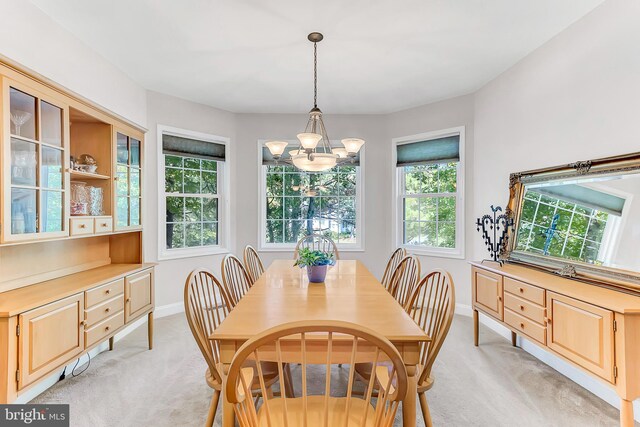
[476,205,514,263]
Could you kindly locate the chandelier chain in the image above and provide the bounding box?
[313,41,318,108]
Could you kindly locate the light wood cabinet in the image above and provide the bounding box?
[547,291,615,382]
[471,261,640,427]
[2,77,70,243]
[0,55,154,406]
[125,268,153,322]
[18,293,84,389]
[113,129,142,231]
[472,267,503,320]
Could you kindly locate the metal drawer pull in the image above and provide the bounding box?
[519,288,524,293]
[105,326,110,331]
[105,289,111,294]
[79,224,86,229]
[105,307,110,313]
[520,323,525,329]
[101,223,108,227]
[519,305,525,311]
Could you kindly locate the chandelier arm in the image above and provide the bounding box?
[318,116,332,154]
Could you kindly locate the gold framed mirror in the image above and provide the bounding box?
[504,152,640,292]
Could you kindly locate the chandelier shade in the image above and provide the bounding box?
[264,32,365,172]
[341,138,365,154]
[291,152,337,171]
[264,140,288,158]
[297,133,323,150]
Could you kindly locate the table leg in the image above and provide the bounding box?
[148,312,154,350]
[403,364,417,427]
[222,363,235,427]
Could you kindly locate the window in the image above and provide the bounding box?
[158,126,229,260]
[393,128,465,258]
[515,187,623,264]
[260,142,362,250]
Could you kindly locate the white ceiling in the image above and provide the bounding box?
[30,0,604,114]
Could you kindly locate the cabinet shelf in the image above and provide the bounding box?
[69,170,110,180]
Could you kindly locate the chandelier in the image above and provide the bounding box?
[265,32,365,172]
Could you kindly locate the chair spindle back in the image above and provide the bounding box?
[243,245,265,285]
[221,254,253,306]
[381,248,407,291]
[388,255,421,308]
[294,233,340,260]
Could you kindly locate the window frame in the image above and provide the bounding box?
[392,126,465,259]
[157,125,230,261]
[257,139,365,252]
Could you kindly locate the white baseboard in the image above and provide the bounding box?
[14,302,183,404]
[457,303,639,421]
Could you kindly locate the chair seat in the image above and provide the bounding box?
[256,395,377,427]
[205,361,280,391]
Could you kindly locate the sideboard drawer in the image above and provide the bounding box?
[504,292,546,325]
[85,311,124,348]
[86,279,124,308]
[504,308,546,345]
[70,217,94,236]
[504,277,545,306]
[85,295,124,328]
[94,217,113,234]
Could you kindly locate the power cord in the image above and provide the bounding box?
[57,352,92,382]
[71,353,91,377]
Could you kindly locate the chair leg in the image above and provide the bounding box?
[418,391,433,427]
[206,390,220,427]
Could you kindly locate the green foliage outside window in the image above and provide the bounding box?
[165,155,219,249]
[402,163,458,248]
[515,190,609,264]
[265,164,357,244]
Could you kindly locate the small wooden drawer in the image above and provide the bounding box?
[70,217,94,236]
[85,295,124,328]
[504,277,545,306]
[85,311,124,348]
[86,279,124,308]
[505,308,546,345]
[504,293,546,325]
[94,217,113,234]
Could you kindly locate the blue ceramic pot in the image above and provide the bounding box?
[307,265,328,283]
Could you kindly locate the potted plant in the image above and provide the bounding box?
[294,248,335,283]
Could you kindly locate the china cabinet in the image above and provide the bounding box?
[114,129,142,230]
[2,78,69,242]
[0,56,154,404]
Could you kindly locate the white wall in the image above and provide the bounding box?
[0,0,147,127]
[235,113,390,277]
[470,0,640,416]
[386,94,475,306]
[144,91,237,307]
[473,0,640,266]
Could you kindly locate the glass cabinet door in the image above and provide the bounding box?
[115,132,142,229]
[5,83,67,240]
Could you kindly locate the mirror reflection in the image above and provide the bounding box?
[515,172,640,272]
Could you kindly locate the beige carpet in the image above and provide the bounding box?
[32,313,625,426]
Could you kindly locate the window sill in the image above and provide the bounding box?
[258,245,365,253]
[402,245,465,260]
[157,246,230,261]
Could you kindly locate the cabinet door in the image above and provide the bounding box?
[472,267,503,320]
[114,130,142,230]
[2,78,69,243]
[546,292,615,383]
[18,293,84,389]
[125,269,154,322]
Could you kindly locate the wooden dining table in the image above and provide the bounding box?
[210,259,430,427]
